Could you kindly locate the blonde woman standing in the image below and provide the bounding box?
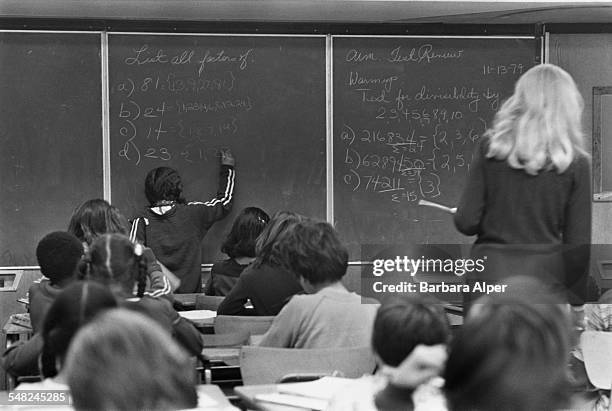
[454,64,591,303]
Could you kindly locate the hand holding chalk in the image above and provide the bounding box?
[418,199,457,215]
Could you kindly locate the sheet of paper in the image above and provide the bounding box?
[178,310,217,321]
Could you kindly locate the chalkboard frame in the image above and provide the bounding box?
[0,30,543,268]
[593,86,612,201]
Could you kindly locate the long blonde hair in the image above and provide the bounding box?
[485,64,586,175]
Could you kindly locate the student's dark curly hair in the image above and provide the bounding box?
[221,207,270,259]
[144,167,186,206]
[275,219,348,285]
[83,234,148,298]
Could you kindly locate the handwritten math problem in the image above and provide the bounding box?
[333,37,537,251]
[112,44,253,168]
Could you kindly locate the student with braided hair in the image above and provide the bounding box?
[83,233,203,356]
[68,198,175,299]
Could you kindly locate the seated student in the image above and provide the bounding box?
[258,220,379,348]
[328,296,451,411]
[217,211,304,316]
[68,198,174,299]
[444,292,573,411]
[130,150,236,294]
[64,309,198,411]
[83,233,204,356]
[205,207,270,296]
[30,231,84,333]
[15,281,117,391]
[1,231,84,378]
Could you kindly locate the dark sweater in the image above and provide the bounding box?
[454,137,591,245]
[131,165,235,293]
[204,258,249,297]
[28,280,65,333]
[454,138,591,302]
[217,263,303,316]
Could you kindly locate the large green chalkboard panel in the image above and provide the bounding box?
[108,35,326,262]
[0,32,103,266]
[333,37,539,258]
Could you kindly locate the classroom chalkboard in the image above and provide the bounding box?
[0,32,103,266]
[108,34,327,262]
[333,37,539,258]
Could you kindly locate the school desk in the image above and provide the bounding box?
[196,384,240,410]
[235,384,312,411]
[178,309,217,328]
[173,293,199,310]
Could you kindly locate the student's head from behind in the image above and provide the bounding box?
[64,308,197,411]
[41,281,117,378]
[444,294,572,411]
[254,210,305,267]
[222,207,270,259]
[486,63,585,175]
[67,199,129,245]
[36,231,84,286]
[372,296,450,367]
[84,233,147,298]
[276,220,348,291]
[144,167,185,206]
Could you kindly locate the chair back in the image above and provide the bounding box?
[214,315,275,336]
[202,330,251,348]
[240,346,376,385]
[581,330,612,390]
[195,295,225,311]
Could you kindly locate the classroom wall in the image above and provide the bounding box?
[549,33,612,245]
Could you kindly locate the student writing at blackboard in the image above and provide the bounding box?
[130,150,236,293]
[204,207,270,296]
[454,64,591,303]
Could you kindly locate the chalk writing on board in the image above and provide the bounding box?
[112,44,257,169]
[336,45,529,207]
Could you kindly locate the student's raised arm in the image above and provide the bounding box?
[189,149,236,229]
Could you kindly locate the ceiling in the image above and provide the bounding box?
[0,0,611,24]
